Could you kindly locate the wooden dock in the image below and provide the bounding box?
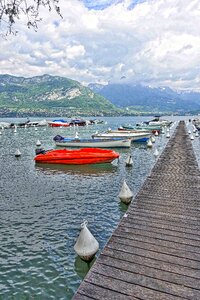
[73,121,200,300]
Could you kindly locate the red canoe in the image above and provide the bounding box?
[34,148,119,165]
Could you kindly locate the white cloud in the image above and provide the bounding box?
[0,0,200,91]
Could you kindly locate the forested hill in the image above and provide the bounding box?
[0,74,120,117]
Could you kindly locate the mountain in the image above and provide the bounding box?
[88,83,200,114]
[0,74,120,117]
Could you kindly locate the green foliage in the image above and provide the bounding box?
[0,74,121,117]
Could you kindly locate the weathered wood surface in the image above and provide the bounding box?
[73,121,200,300]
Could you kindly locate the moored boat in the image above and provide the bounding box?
[119,124,161,134]
[144,116,172,127]
[34,148,119,165]
[48,119,70,127]
[53,135,131,148]
[69,119,86,126]
[92,130,151,142]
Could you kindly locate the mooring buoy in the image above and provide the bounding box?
[36,139,41,146]
[74,221,99,262]
[118,180,133,204]
[125,154,133,167]
[15,149,21,157]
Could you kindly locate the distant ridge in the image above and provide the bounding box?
[89,82,200,114]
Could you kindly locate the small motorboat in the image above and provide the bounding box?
[69,119,86,126]
[48,119,70,127]
[53,135,131,148]
[119,124,161,134]
[34,148,119,165]
[92,130,151,142]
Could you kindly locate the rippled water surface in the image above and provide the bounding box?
[0,115,199,299]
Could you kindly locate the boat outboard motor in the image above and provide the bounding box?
[53,135,64,141]
[35,148,46,155]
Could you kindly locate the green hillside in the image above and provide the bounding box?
[0,74,121,117]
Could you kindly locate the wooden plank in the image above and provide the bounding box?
[98,254,200,290]
[84,272,185,300]
[90,263,200,299]
[73,121,200,299]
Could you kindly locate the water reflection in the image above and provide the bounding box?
[74,256,96,280]
[35,162,118,176]
[118,201,129,214]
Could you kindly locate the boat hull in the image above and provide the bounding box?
[92,132,151,142]
[34,148,119,165]
[55,138,131,148]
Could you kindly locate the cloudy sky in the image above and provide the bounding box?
[1,0,200,91]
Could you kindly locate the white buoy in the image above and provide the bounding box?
[195,131,199,137]
[108,127,111,131]
[125,154,133,167]
[161,128,165,134]
[118,180,133,204]
[188,129,191,134]
[24,124,27,129]
[36,139,41,146]
[74,221,99,262]
[155,131,159,136]
[15,149,21,157]
[75,132,79,139]
[166,132,170,138]
[14,125,17,133]
[147,139,153,148]
[35,126,38,131]
[191,134,194,140]
[154,148,159,157]
[166,128,170,132]
[0,131,2,135]
[151,136,156,143]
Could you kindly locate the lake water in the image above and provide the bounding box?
[0,115,199,299]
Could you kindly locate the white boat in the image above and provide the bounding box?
[144,116,172,127]
[0,122,11,129]
[92,130,151,142]
[53,135,131,148]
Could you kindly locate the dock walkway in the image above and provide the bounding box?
[73,121,200,300]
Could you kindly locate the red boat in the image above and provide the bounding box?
[48,119,70,127]
[34,148,119,165]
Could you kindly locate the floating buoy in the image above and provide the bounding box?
[74,220,99,262]
[161,128,165,134]
[35,126,38,131]
[195,131,199,137]
[155,131,159,136]
[191,134,194,140]
[14,125,17,133]
[36,139,41,146]
[188,129,191,134]
[125,154,133,167]
[15,149,21,157]
[166,128,170,132]
[0,131,2,135]
[154,148,159,157]
[24,124,27,129]
[151,136,156,143]
[108,127,111,131]
[147,139,153,148]
[118,180,133,204]
[75,132,79,139]
[166,132,170,138]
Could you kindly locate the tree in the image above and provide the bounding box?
[0,0,62,35]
